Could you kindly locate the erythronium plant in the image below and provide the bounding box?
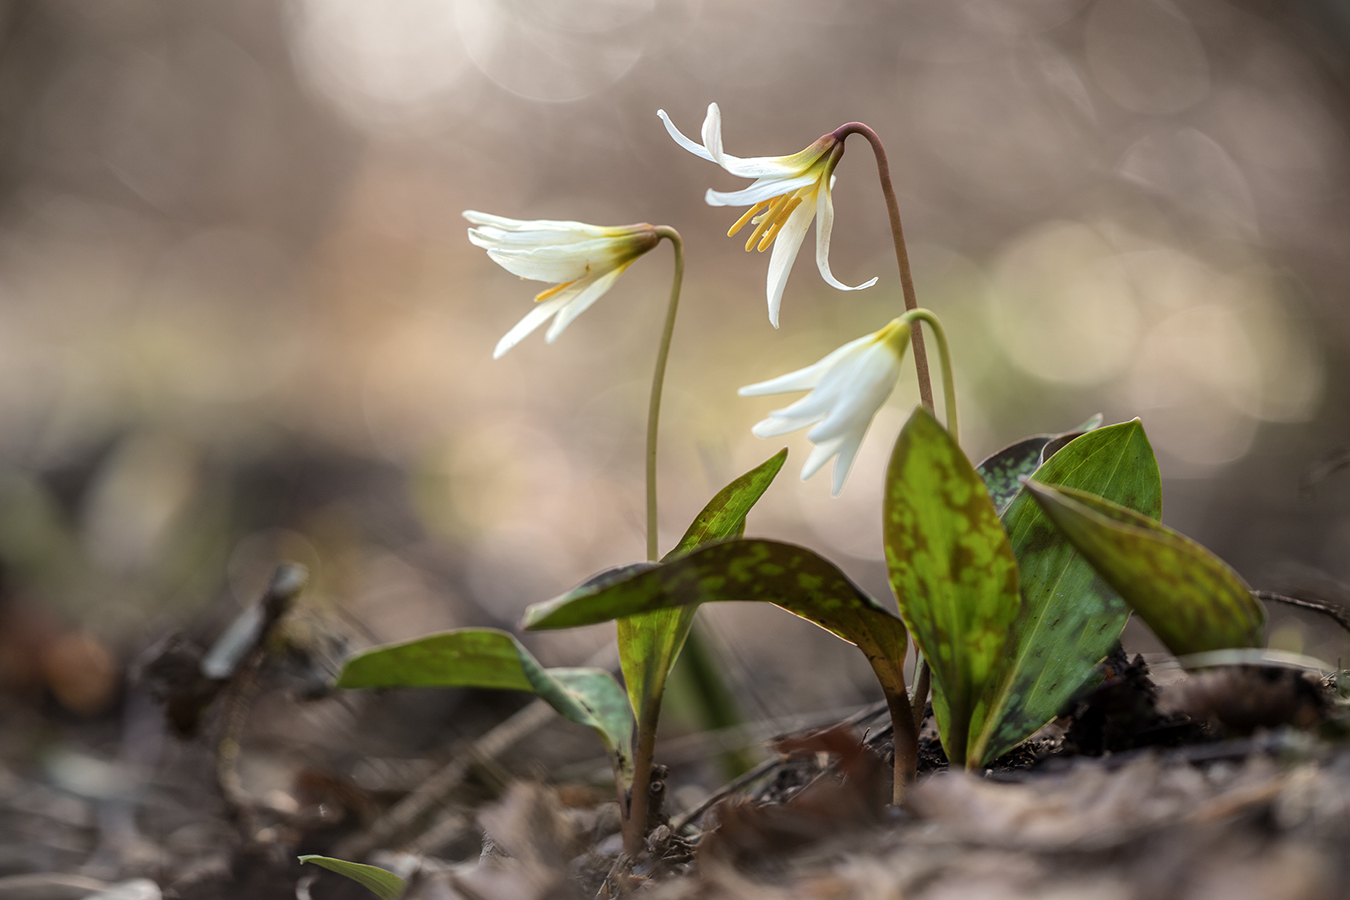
[325,106,1289,878]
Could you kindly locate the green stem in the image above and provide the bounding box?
[646,227,685,563]
[834,123,934,414]
[900,308,957,446]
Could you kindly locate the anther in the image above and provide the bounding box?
[727,201,769,238]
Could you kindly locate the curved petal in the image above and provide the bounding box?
[828,430,866,496]
[705,173,818,208]
[805,346,901,444]
[544,263,630,343]
[763,194,817,327]
[658,109,716,163]
[751,411,824,438]
[464,211,610,238]
[800,434,848,482]
[493,294,573,358]
[813,179,878,292]
[484,237,632,283]
[737,336,873,397]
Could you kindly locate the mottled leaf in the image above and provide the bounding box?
[299,856,405,900]
[337,628,633,783]
[523,539,910,762]
[884,407,1021,768]
[970,420,1161,764]
[974,414,1102,515]
[616,450,787,719]
[1025,481,1264,654]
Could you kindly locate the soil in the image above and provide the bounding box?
[4,644,1349,900]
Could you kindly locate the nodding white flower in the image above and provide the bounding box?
[658,102,877,327]
[739,318,911,495]
[465,211,660,358]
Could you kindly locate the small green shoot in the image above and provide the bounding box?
[298,855,405,900]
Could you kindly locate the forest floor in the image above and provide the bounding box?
[3,648,1350,900]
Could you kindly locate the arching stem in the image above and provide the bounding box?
[834,122,935,414]
[900,308,958,446]
[646,227,684,563]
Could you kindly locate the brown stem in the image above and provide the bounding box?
[834,122,934,413]
[623,695,662,857]
[886,686,919,804]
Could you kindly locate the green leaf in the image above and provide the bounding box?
[970,420,1162,765]
[616,449,787,719]
[337,628,633,783]
[299,856,405,900]
[974,414,1102,515]
[1024,481,1264,654]
[884,407,1021,768]
[524,539,910,743]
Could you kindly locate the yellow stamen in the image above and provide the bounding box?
[727,201,769,238]
[534,276,581,303]
[744,194,790,252]
[757,197,804,251]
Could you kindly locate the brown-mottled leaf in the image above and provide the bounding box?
[884,407,1021,768]
[616,449,787,719]
[1025,481,1264,654]
[970,420,1161,765]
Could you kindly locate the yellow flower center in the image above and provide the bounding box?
[727,190,808,253]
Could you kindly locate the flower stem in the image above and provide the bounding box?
[647,227,684,563]
[900,309,958,446]
[835,123,935,414]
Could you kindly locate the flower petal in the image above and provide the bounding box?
[705,173,818,208]
[464,211,610,238]
[806,345,901,443]
[801,434,848,482]
[738,334,874,398]
[763,192,817,327]
[658,108,717,163]
[829,431,865,496]
[493,293,573,358]
[813,178,878,293]
[544,263,630,343]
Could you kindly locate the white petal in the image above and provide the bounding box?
[658,109,716,163]
[813,179,878,292]
[486,249,591,283]
[484,237,629,283]
[806,349,900,443]
[751,410,826,438]
[700,102,726,165]
[705,173,818,208]
[737,337,871,397]
[763,194,817,327]
[829,431,865,496]
[493,294,573,358]
[801,434,848,482]
[544,263,630,343]
[464,210,608,237]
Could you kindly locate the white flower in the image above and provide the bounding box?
[658,102,877,327]
[465,211,660,358]
[739,318,911,495]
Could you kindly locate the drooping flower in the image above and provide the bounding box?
[658,103,877,327]
[739,318,911,495]
[465,211,661,358]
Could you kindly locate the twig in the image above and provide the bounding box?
[1255,590,1350,638]
[215,563,309,841]
[669,699,891,832]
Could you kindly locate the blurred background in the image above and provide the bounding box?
[0,0,1348,771]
